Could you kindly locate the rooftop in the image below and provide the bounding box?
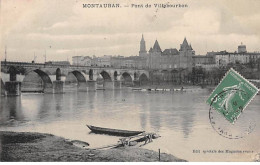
[162,48,179,55]
[152,40,162,52]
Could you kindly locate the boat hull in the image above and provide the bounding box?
[87,125,144,137]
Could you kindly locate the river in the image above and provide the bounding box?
[0,87,259,161]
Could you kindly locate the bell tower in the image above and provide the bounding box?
[139,34,147,57]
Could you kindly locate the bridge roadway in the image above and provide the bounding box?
[1,61,150,94]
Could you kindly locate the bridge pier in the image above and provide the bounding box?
[43,85,53,94]
[103,81,114,90]
[87,80,96,92]
[78,82,88,92]
[53,80,64,94]
[121,81,134,87]
[5,81,21,96]
[5,67,21,96]
[113,80,121,89]
[1,79,5,96]
[133,80,140,87]
[53,68,64,94]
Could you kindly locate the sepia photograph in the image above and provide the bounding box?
[0,0,260,162]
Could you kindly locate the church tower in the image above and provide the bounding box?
[148,39,162,69]
[179,37,195,70]
[139,34,147,57]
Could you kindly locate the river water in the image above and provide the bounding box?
[0,87,259,161]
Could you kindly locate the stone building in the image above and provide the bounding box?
[111,56,125,68]
[238,43,247,53]
[125,56,147,69]
[192,55,215,66]
[145,36,195,70]
[110,55,146,69]
[160,48,179,69]
[213,44,260,66]
[72,56,83,65]
[91,55,112,67]
[72,56,91,66]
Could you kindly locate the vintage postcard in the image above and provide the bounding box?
[0,0,260,162]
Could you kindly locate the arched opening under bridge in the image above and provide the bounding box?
[22,69,53,92]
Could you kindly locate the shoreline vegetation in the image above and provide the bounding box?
[0,131,187,162]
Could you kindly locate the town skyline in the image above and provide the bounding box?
[1,34,259,63]
[1,0,260,63]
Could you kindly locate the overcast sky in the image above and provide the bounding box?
[1,0,260,63]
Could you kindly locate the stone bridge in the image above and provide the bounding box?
[1,61,150,94]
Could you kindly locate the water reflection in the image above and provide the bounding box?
[75,92,88,111]
[138,93,148,130]
[37,94,53,120]
[87,91,95,111]
[0,90,259,161]
[54,94,63,118]
[0,96,23,123]
[178,95,195,138]
[149,98,161,132]
[180,109,194,138]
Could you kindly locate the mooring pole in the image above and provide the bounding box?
[159,148,160,161]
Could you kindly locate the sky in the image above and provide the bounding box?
[0,0,260,63]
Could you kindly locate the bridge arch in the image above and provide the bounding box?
[34,69,53,84]
[22,69,53,92]
[72,71,87,83]
[139,73,149,86]
[121,72,133,86]
[65,70,87,86]
[100,70,112,82]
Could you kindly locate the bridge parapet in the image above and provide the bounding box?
[1,61,148,71]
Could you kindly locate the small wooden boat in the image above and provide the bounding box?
[132,88,142,91]
[87,125,144,137]
[96,88,105,90]
[132,88,147,92]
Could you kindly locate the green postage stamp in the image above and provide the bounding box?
[207,68,259,124]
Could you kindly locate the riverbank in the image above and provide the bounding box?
[0,131,187,162]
